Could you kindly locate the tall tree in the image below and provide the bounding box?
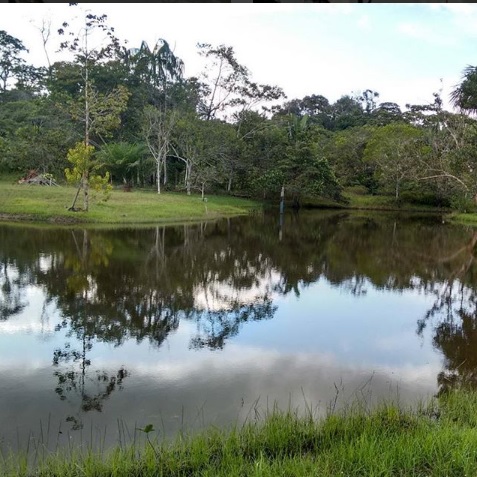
[57,8,129,211]
[142,105,175,194]
[0,30,28,95]
[127,39,184,109]
[450,65,477,115]
[364,123,426,200]
[197,43,283,122]
[330,95,365,130]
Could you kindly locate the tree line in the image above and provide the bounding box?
[2,5,477,211]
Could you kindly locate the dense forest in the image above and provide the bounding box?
[2,6,477,211]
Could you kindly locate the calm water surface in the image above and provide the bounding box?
[1,210,476,452]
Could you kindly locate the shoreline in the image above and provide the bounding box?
[3,389,477,477]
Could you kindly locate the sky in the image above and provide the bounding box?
[1,3,477,112]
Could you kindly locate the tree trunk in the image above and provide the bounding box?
[69,182,82,211]
[186,162,192,195]
[157,159,161,194]
[83,170,89,211]
[280,184,285,214]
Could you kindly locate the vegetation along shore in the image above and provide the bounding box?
[2,4,477,225]
[3,389,477,477]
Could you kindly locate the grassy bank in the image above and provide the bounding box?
[342,191,452,213]
[446,212,477,227]
[0,178,470,227]
[0,181,259,225]
[4,389,477,476]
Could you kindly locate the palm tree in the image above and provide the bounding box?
[450,65,477,114]
[129,39,184,108]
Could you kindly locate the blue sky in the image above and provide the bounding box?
[2,3,477,111]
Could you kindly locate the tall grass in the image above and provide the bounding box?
[3,389,477,476]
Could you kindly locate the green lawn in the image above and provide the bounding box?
[1,179,473,227]
[0,181,260,225]
[342,191,450,212]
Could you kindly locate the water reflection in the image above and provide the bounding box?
[1,211,477,450]
[416,231,477,394]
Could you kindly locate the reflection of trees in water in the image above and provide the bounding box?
[4,213,477,398]
[47,230,129,430]
[190,297,277,350]
[53,332,128,430]
[417,232,477,395]
[0,260,28,320]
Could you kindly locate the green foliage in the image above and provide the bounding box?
[250,169,284,198]
[324,125,377,190]
[364,123,426,199]
[449,194,477,213]
[97,141,149,186]
[6,390,477,477]
[451,65,477,114]
[2,15,477,214]
[65,142,112,204]
[345,185,369,195]
[0,30,27,93]
[65,142,96,184]
[281,141,342,202]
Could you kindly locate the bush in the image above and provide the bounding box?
[399,191,451,208]
[450,195,477,213]
[344,185,369,196]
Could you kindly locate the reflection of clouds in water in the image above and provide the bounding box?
[0,313,57,335]
[124,344,439,398]
[193,269,282,312]
[0,345,439,452]
[0,286,58,335]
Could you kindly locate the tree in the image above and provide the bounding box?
[142,105,175,194]
[196,43,284,122]
[355,88,379,115]
[330,95,365,130]
[126,39,184,109]
[364,123,426,200]
[408,91,477,206]
[65,142,112,211]
[371,102,403,126]
[57,8,130,210]
[450,65,477,115]
[324,125,377,190]
[97,141,148,187]
[280,140,341,205]
[0,30,28,95]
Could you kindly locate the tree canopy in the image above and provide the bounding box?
[1,7,477,212]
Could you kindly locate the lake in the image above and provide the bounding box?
[1,209,476,453]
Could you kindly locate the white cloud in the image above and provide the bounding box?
[397,21,457,47]
[0,4,471,113]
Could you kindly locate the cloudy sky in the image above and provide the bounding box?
[1,3,477,111]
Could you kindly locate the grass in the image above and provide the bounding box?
[0,181,260,225]
[342,191,450,213]
[0,177,469,227]
[446,212,477,227]
[4,389,477,476]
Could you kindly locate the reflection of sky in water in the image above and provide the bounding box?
[0,270,443,451]
[0,276,440,370]
[236,278,440,367]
